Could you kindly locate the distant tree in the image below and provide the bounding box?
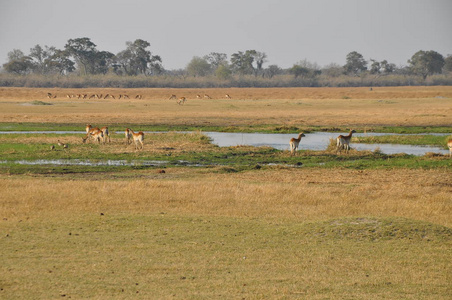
[290,60,321,79]
[289,65,309,78]
[114,39,162,76]
[408,50,445,80]
[64,37,98,75]
[186,56,211,77]
[205,52,228,70]
[344,51,367,75]
[253,51,267,75]
[322,63,344,77]
[2,49,33,74]
[444,55,452,73]
[264,65,282,78]
[93,51,115,75]
[369,59,395,75]
[50,49,75,74]
[215,64,232,80]
[230,50,255,75]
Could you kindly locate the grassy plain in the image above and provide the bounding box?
[0,86,451,299]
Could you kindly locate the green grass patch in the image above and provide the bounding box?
[1,122,451,134]
[1,215,450,298]
[355,134,451,148]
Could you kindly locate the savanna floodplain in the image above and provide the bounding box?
[0,86,451,299]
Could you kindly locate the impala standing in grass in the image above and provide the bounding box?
[289,133,306,156]
[336,130,356,154]
[127,128,144,150]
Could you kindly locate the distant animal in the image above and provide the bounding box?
[100,126,111,144]
[50,145,55,151]
[447,138,452,157]
[125,128,133,145]
[128,128,144,150]
[225,94,231,99]
[82,127,103,144]
[336,130,356,153]
[289,132,306,155]
[169,94,177,100]
[177,97,186,105]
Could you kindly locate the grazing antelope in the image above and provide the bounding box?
[89,94,96,99]
[289,133,306,155]
[50,145,55,151]
[225,94,231,99]
[196,94,202,99]
[336,130,357,153]
[135,94,142,99]
[169,94,177,100]
[128,128,144,150]
[177,97,186,105]
[104,94,110,99]
[86,124,110,144]
[47,93,56,99]
[82,128,104,144]
[125,128,133,145]
[447,138,452,157]
[123,94,129,99]
[57,140,64,147]
[63,143,68,149]
[203,94,212,99]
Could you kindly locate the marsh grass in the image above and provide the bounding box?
[355,135,451,148]
[1,168,451,298]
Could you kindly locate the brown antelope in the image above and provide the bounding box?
[289,133,306,155]
[82,128,103,144]
[177,97,186,105]
[100,126,111,144]
[447,138,452,157]
[225,94,231,99]
[47,93,56,99]
[135,94,142,99]
[125,128,133,145]
[336,130,357,153]
[204,94,212,99]
[128,128,144,150]
[86,124,110,144]
[196,94,202,99]
[89,94,96,99]
[169,94,177,100]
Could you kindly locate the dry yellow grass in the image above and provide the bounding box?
[1,86,451,127]
[1,168,450,227]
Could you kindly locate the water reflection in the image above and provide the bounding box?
[203,132,449,156]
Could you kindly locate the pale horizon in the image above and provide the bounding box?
[1,0,451,71]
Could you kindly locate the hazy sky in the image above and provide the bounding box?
[1,0,451,70]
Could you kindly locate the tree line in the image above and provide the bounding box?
[2,37,452,86]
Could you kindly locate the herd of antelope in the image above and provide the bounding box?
[47,92,143,100]
[289,130,357,156]
[80,124,144,150]
[169,93,232,105]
